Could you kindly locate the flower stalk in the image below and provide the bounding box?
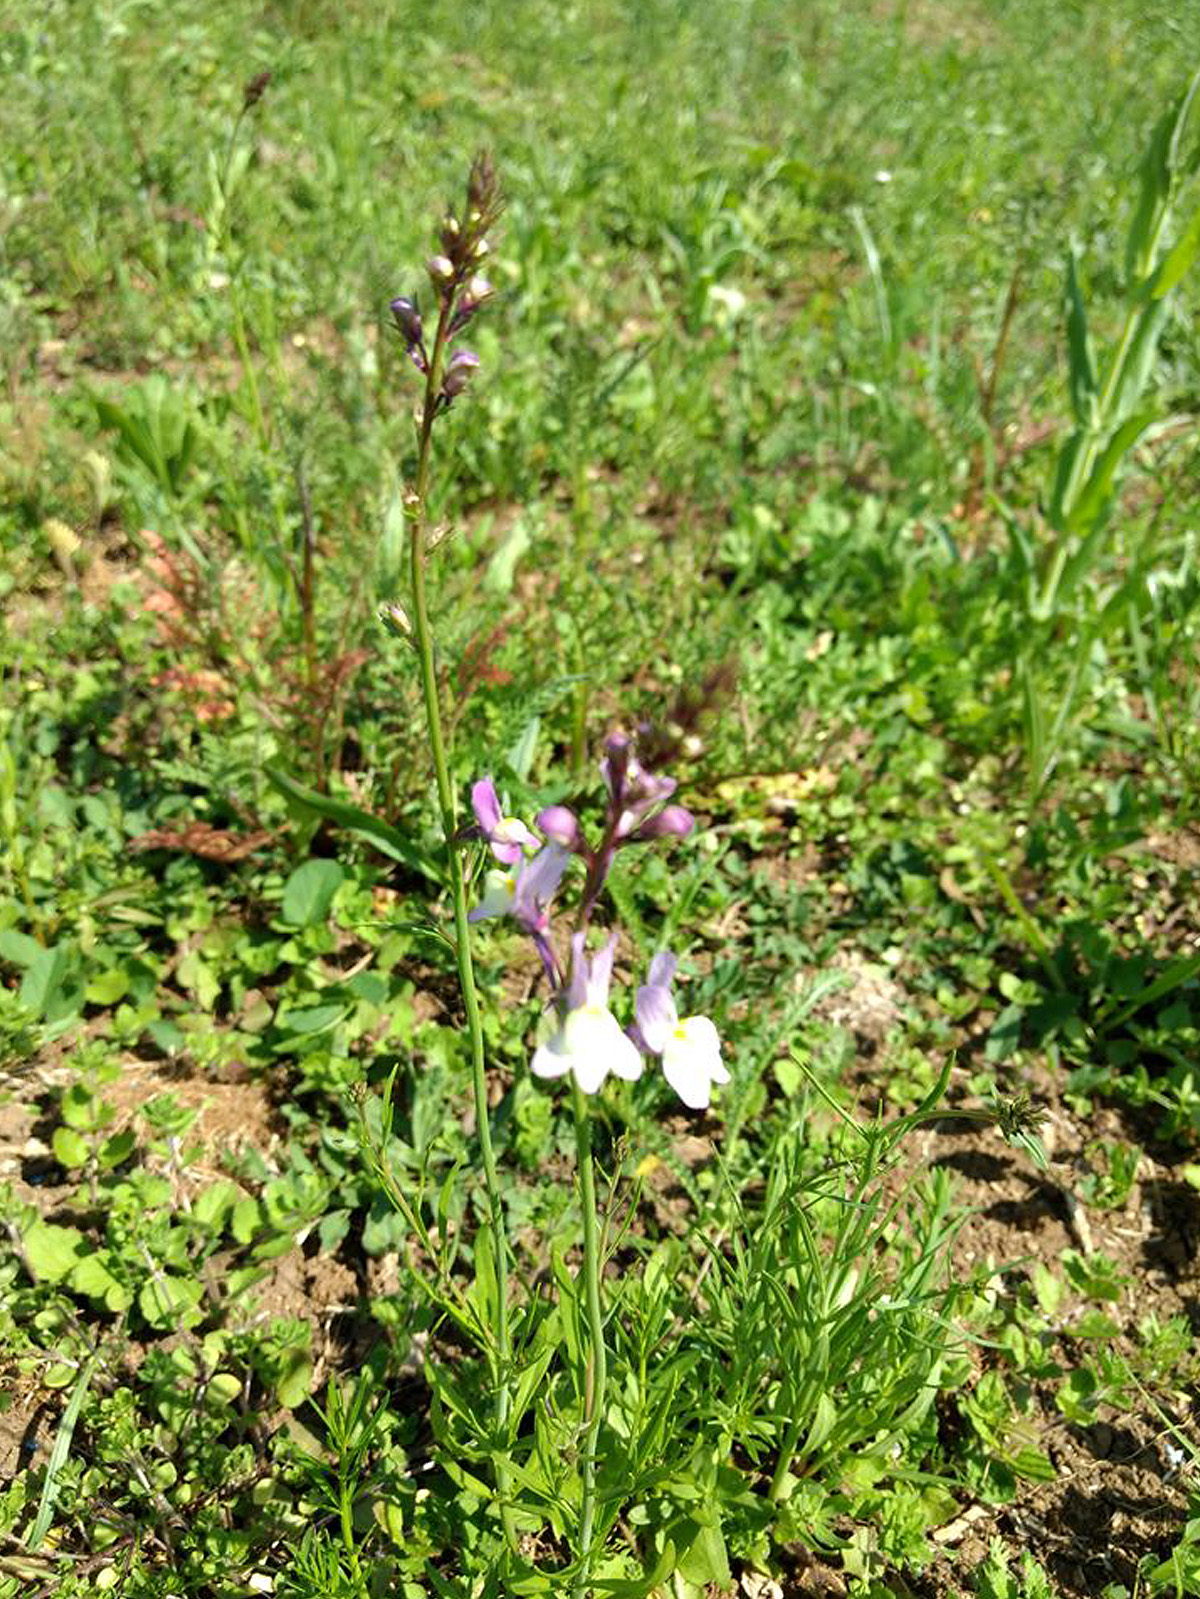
[399,156,517,1547]
[570,1076,606,1599]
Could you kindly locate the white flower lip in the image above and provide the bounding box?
[635,952,728,1110]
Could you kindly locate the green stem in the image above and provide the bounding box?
[768,1415,804,1502]
[571,1078,607,1599]
[407,301,518,1549]
[339,1472,362,1588]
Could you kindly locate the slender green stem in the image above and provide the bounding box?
[407,299,518,1548]
[769,1415,804,1502]
[339,1471,362,1587]
[570,1077,607,1599]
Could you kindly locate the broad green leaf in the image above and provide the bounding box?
[206,1372,242,1407]
[51,1128,90,1170]
[85,967,130,1005]
[274,1002,344,1035]
[231,1197,263,1245]
[281,859,345,928]
[273,1348,313,1409]
[20,943,76,1022]
[70,1252,133,1313]
[676,1518,731,1587]
[0,928,43,966]
[265,766,438,884]
[97,1129,136,1171]
[192,1179,241,1230]
[138,1272,204,1329]
[23,1221,87,1283]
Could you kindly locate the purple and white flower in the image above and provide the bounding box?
[636,952,728,1110]
[471,776,538,865]
[468,841,569,985]
[532,933,643,1095]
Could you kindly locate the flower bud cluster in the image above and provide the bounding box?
[389,152,501,416]
[463,740,726,1109]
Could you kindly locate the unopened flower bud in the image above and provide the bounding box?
[379,601,412,638]
[441,348,479,399]
[465,274,493,304]
[389,296,423,345]
[631,805,694,841]
[472,238,490,260]
[537,805,586,852]
[426,255,455,287]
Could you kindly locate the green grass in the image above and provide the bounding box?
[2,1,1200,1595]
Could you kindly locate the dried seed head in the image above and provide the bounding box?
[242,70,271,110]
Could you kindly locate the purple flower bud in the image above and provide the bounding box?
[441,348,479,399]
[389,296,422,345]
[600,732,632,799]
[537,804,587,852]
[427,255,455,287]
[466,273,493,304]
[629,805,694,842]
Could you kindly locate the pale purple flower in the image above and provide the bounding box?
[636,952,728,1110]
[471,776,537,865]
[468,842,567,928]
[468,843,569,985]
[532,933,643,1094]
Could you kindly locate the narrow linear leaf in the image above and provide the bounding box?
[28,1350,99,1549]
[1064,248,1098,428]
[265,766,439,884]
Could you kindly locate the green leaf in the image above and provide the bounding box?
[97,1129,137,1172]
[85,967,130,1005]
[274,1348,314,1409]
[1065,409,1157,535]
[265,766,438,884]
[28,1350,98,1549]
[192,1180,241,1231]
[801,1391,838,1457]
[138,1272,204,1329]
[1064,247,1098,428]
[231,1197,263,1245]
[51,1128,90,1170]
[281,859,345,928]
[70,1252,133,1313]
[676,1518,731,1587]
[1125,70,1200,286]
[23,1222,87,1283]
[275,1002,345,1035]
[20,943,77,1023]
[0,928,44,967]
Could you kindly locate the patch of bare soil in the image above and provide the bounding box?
[100,1056,284,1186]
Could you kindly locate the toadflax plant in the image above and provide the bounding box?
[379,157,725,1595]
